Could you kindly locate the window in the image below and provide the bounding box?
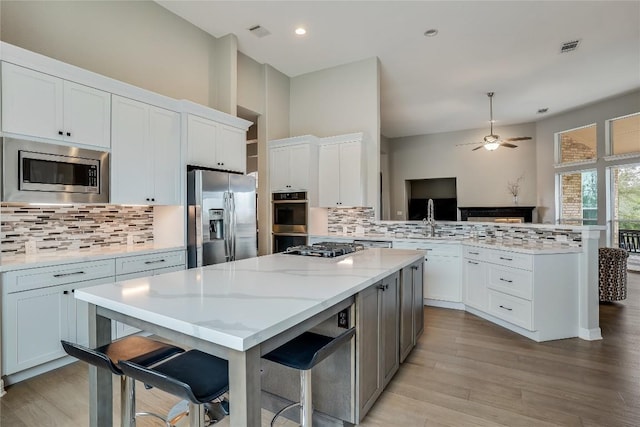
[610,163,640,247]
[557,124,597,165]
[608,113,640,156]
[557,170,597,225]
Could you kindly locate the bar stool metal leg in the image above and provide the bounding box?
[188,401,206,427]
[122,376,136,427]
[300,369,313,427]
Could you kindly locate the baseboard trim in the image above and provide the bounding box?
[424,299,465,310]
[0,378,6,397]
[579,327,602,341]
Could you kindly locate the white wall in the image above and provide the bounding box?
[535,89,640,224]
[388,123,537,220]
[237,53,291,254]
[0,0,220,108]
[290,57,381,214]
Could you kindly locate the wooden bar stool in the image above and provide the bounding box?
[61,336,184,427]
[263,327,356,427]
[119,349,229,427]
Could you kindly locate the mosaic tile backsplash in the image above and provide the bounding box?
[1,204,154,256]
[327,207,583,248]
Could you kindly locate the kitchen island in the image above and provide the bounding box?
[75,248,424,426]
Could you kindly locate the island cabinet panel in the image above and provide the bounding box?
[400,260,424,363]
[357,271,400,420]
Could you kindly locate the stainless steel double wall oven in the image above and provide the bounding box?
[272,191,308,253]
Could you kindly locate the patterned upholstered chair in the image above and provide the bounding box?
[599,247,629,302]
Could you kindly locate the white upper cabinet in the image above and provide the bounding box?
[186,114,246,173]
[111,95,180,205]
[269,137,319,193]
[1,62,111,149]
[319,134,365,207]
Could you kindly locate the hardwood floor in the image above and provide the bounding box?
[2,273,639,426]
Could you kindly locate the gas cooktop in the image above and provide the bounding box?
[284,242,365,258]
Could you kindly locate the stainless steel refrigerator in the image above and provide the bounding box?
[187,169,257,268]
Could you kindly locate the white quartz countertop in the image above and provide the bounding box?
[0,244,186,272]
[310,234,582,254]
[75,248,424,352]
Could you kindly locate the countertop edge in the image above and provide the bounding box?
[0,245,187,273]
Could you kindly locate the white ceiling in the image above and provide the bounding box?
[157,1,640,138]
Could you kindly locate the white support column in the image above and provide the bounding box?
[578,228,603,340]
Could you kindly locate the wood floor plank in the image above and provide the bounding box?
[2,272,639,426]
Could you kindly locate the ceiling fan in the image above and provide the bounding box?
[461,92,532,151]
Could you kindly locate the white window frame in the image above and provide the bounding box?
[554,123,598,168]
[555,168,598,225]
[604,112,640,161]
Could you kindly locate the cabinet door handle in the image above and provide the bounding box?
[63,290,70,295]
[377,284,389,291]
[499,256,513,261]
[411,265,419,270]
[499,278,513,283]
[468,261,479,265]
[499,305,513,311]
[58,131,63,135]
[66,132,71,137]
[53,271,85,278]
[144,259,166,265]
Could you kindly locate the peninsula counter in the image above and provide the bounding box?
[75,248,424,426]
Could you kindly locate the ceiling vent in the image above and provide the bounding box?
[248,25,271,38]
[560,40,580,53]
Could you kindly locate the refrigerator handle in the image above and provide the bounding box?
[223,192,231,262]
[195,170,203,268]
[231,192,237,261]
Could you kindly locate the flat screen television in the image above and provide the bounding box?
[408,198,458,221]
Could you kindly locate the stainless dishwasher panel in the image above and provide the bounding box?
[353,240,393,248]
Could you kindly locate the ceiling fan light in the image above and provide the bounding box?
[484,134,499,143]
[484,142,500,151]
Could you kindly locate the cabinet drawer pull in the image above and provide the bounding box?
[53,271,85,278]
[499,305,513,311]
[144,259,166,265]
[377,284,389,291]
[419,248,432,251]
[499,256,513,261]
[63,290,70,295]
[499,278,513,283]
[468,261,479,265]
[468,251,480,255]
[411,265,419,270]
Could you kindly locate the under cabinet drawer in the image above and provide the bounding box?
[3,260,115,294]
[487,290,533,330]
[487,250,532,271]
[487,265,533,300]
[115,250,185,275]
[463,246,486,261]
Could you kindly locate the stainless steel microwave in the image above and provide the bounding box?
[1,137,109,203]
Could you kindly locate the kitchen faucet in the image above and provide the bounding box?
[424,198,436,237]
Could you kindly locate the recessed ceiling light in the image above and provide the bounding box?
[537,108,549,114]
[424,29,438,37]
[295,27,306,36]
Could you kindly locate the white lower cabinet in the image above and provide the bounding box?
[1,249,186,381]
[1,260,115,376]
[394,241,462,305]
[463,258,486,310]
[462,245,579,342]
